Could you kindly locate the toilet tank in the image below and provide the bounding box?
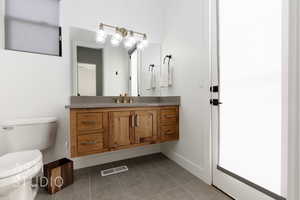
[0,117,57,153]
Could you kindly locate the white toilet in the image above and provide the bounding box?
[0,117,57,200]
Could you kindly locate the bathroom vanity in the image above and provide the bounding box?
[68,27,179,158]
[67,97,180,158]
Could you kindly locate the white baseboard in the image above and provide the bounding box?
[162,150,211,184]
[72,144,161,170]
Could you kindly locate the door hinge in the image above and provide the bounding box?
[210,85,219,93]
[210,99,223,106]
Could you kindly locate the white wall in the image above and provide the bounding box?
[161,0,212,184]
[0,0,165,163]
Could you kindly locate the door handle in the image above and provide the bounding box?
[210,99,223,106]
[80,141,97,145]
[82,121,96,125]
[131,115,135,127]
[135,114,139,127]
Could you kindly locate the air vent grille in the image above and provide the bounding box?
[101,165,128,176]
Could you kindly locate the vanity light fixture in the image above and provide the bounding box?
[96,23,148,49]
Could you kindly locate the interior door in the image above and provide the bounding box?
[109,111,135,149]
[77,63,97,96]
[134,110,158,144]
[210,0,287,199]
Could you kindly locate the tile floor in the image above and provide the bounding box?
[37,153,232,200]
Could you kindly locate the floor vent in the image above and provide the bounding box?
[101,165,128,176]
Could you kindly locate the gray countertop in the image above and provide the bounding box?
[65,102,179,109]
[65,96,180,109]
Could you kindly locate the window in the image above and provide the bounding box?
[4,0,61,56]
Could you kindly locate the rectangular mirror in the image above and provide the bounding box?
[71,27,161,96]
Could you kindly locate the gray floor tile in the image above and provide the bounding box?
[183,179,220,200]
[35,190,54,200]
[159,187,195,200]
[91,182,125,200]
[157,159,198,184]
[36,153,230,200]
[211,192,233,200]
[54,178,91,200]
[90,169,119,187]
[117,166,145,188]
[123,170,178,199]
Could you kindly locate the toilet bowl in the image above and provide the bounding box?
[0,117,57,200]
[0,150,43,200]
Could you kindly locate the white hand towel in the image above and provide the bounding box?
[145,67,156,90]
[160,62,169,87]
[168,61,173,86]
[151,68,156,89]
[160,59,173,87]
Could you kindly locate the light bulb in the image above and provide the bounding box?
[111,29,123,47]
[124,31,136,49]
[111,38,121,46]
[96,23,107,43]
[96,29,107,43]
[137,38,148,50]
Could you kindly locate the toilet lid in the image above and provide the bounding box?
[0,150,42,179]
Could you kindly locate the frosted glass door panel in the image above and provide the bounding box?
[219,0,282,195]
[5,0,59,25]
[5,18,60,55]
[5,0,60,55]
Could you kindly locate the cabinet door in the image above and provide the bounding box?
[134,110,158,144]
[109,111,134,149]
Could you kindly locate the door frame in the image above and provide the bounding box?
[209,0,292,199]
[286,0,300,200]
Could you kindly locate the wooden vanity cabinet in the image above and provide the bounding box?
[70,106,179,158]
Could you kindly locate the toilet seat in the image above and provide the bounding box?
[0,150,43,188]
[0,150,42,179]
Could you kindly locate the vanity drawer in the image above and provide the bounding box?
[160,125,179,142]
[160,109,178,125]
[77,113,103,131]
[77,133,104,153]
